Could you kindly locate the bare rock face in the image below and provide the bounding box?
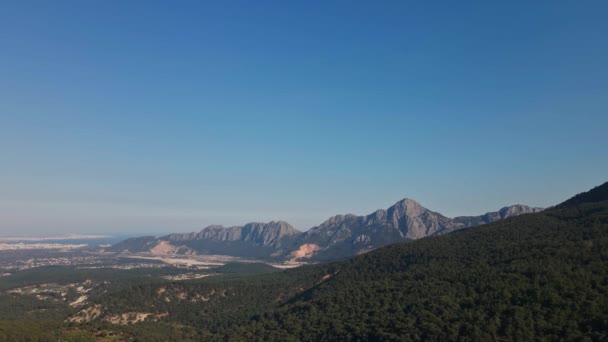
[384,198,458,239]
[108,221,302,258]
[141,221,304,259]
[109,198,543,262]
[498,205,544,218]
[290,198,457,260]
[453,205,543,228]
[288,200,544,261]
[150,241,178,254]
[176,221,301,248]
[290,243,320,259]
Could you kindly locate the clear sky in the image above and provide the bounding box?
[1,1,607,235]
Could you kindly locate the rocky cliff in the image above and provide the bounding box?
[109,199,543,261]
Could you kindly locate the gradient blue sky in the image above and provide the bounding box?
[1,1,607,235]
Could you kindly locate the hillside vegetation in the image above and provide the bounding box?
[226,200,608,341]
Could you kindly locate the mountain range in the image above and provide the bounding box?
[73,181,608,340]
[109,199,542,261]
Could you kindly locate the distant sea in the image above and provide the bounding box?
[2,235,132,246]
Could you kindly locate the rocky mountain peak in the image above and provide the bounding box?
[315,214,360,229]
[242,221,301,241]
[365,209,387,225]
[200,224,226,232]
[497,205,543,219]
[111,194,550,262]
[192,221,301,248]
[387,198,426,219]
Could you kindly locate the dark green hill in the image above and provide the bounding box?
[557,181,608,208]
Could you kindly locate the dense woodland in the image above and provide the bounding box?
[1,182,607,341]
[225,201,608,341]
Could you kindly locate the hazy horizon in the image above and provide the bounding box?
[1,1,607,235]
[0,185,602,236]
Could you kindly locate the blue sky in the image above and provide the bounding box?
[1,1,607,235]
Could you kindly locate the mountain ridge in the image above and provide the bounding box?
[164,220,300,247]
[287,199,542,261]
[109,198,543,261]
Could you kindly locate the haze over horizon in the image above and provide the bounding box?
[1,1,607,235]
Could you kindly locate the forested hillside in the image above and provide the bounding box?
[557,182,608,208]
[226,200,608,341]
